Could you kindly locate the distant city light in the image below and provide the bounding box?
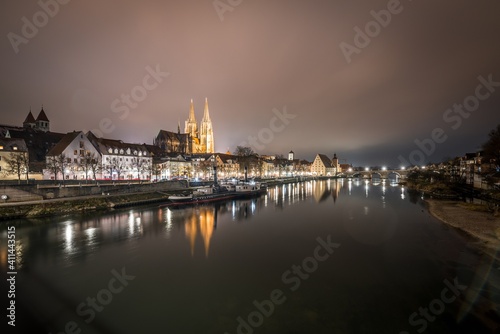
[365,167,369,171]
[382,166,387,171]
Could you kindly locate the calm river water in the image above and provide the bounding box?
[1,179,499,334]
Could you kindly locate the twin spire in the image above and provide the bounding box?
[188,98,211,123]
[184,98,214,153]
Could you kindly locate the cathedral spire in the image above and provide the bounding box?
[202,97,211,122]
[199,97,214,153]
[188,98,196,122]
[185,98,198,139]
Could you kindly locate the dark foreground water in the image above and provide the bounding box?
[1,179,499,334]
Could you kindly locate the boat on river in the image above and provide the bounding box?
[166,183,266,206]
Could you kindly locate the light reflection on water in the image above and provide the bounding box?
[0,179,498,334]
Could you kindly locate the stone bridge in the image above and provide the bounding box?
[338,169,409,180]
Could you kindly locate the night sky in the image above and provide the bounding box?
[1,0,499,166]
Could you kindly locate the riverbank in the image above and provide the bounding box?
[0,191,177,220]
[426,199,500,260]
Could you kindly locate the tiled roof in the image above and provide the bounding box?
[0,138,28,152]
[46,131,81,156]
[87,131,151,157]
[214,153,238,164]
[316,154,332,167]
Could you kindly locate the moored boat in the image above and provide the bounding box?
[167,193,193,202]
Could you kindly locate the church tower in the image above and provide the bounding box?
[199,98,215,153]
[35,107,50,132]
[23,109,36,129]
[184,99,198,138]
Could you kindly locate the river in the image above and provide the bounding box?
[1,179,498,333]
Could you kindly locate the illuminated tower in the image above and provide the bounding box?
[184,99,198,138]
[199,98,215,153]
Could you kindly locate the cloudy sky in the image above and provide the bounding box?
[1,0,499,166]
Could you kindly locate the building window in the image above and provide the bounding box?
[74,158,78,163]
[80,150,85,156]
[13,146,18,150]
[67,158,71,163]
[74,150,78,155]
[0,146,3,150]
[80,141,84,148]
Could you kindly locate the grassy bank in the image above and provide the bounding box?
[0,191,175,220]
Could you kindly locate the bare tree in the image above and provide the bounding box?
[4,152,29,183]
[132,157,152,180]
[152,161,164,181]
[57,154,69,184]
[46,156,60,181]
[198,159,214,179]
[482,124,500,171]
[142,160,153,180]
[80,152,101,182]
[234,146,255,157]
[107,157,127,180]
[45,154,68,183]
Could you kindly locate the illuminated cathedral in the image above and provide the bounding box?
[154,98,215,154]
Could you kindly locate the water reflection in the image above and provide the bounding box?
[1,179,497,334]
[264,178,405,207]
[0,180,408,268]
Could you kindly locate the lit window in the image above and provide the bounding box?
[13,146,18,151]
[0,145,3,150]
